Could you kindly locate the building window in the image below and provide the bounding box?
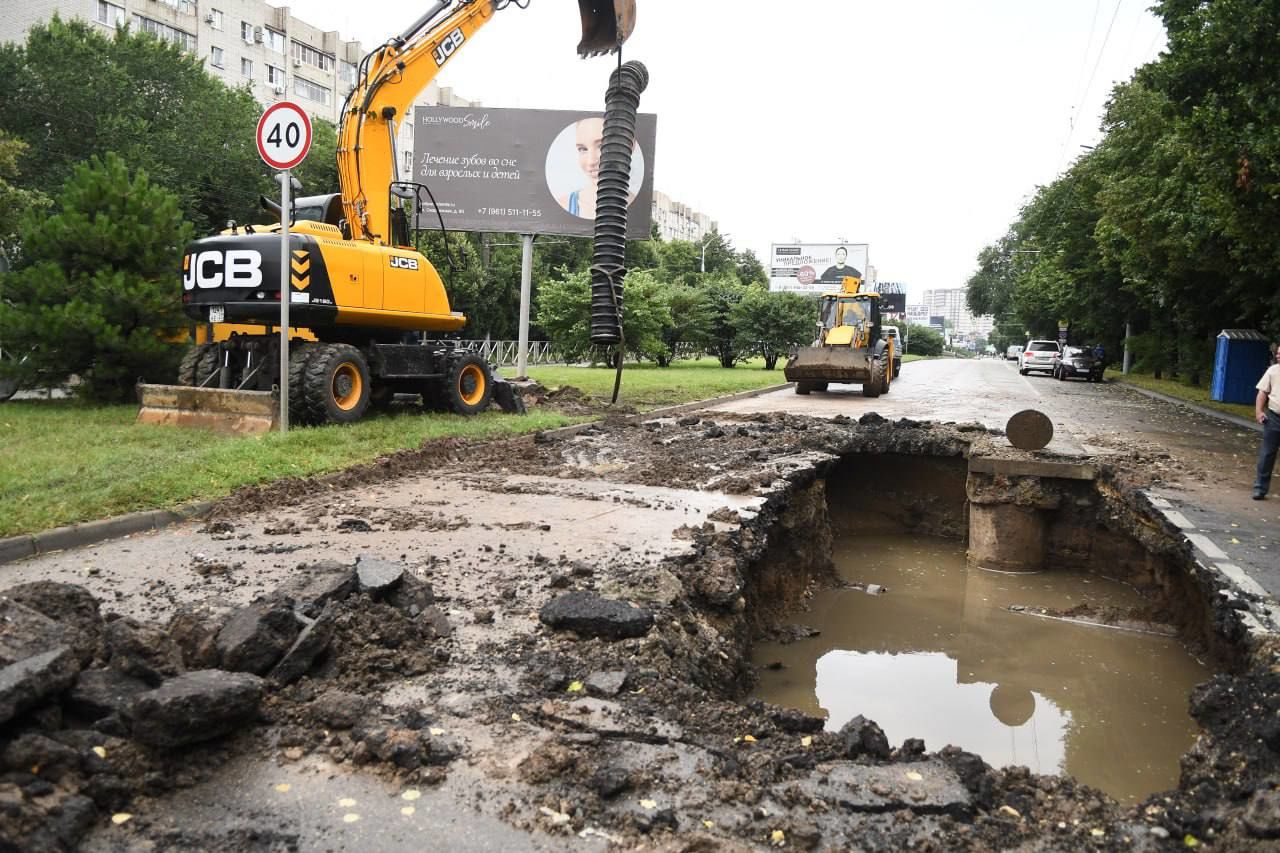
[294,77,332,106]
[131,15,197,52]
[155,0,197,13]
[339,61,357,88]
[241,20,253,42]
[264,28,286,53]
[241,57,253,78]
[291,41,334,72]
[266,64,285,85]
[403,151,412,175]
[209,45,224,67]
[96,0,126,27]
[207,9,223,29]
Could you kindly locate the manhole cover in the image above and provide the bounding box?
[1006,409,1053,450]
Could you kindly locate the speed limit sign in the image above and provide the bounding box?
[256,102,312,170]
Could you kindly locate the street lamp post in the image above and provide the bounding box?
[700,235,713,274]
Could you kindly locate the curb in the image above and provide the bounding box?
[0,383,792,567]
[0,502,214,568]
[1114,380,1262,434]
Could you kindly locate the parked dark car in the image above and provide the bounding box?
[1055,346,1105,382]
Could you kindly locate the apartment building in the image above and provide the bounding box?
[919,287,995,337]
[651,190,717,243]
[1,0,363,124]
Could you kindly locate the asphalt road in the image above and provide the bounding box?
[715,357,1277,598]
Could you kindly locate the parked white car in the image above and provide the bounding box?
[1018,340,1061,375]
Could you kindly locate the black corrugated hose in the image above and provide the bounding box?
[589,59,648,403]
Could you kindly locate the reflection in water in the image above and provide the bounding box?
[753,534,1208,802]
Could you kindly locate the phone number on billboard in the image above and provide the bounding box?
[478,208,543,217]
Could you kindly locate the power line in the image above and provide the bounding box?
[1056,0,1126,174]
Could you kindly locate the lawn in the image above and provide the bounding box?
[1113,371,1257,421]
[0,359,787,538]
[505,357,788,409]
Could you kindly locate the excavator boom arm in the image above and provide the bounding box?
[336,0,635,246]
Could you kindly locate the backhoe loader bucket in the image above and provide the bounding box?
[577,0,635,56]
[783,347,873,384]
[136,383,278,436]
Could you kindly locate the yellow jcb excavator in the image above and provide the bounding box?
[783,276,894,398]
[137,1,636,433]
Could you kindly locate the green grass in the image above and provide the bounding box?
[504,357,788,410]
[0,360,789,538]
[1114,371,1257,421]
[0,402,579,538]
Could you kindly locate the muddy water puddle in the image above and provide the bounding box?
[753,534,1209,802]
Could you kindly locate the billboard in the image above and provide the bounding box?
[769,243,869,294]
[905,305,929,325]
[411,106,656,238]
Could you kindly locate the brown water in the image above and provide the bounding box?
[752,534,1209,802]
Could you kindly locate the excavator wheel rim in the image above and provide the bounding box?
[457,363,487,406]
[332,362,364,411]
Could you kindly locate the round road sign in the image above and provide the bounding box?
[256,102,312,171]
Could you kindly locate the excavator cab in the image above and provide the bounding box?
[578,0,636,56]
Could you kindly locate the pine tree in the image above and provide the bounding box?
[0,153,192,401]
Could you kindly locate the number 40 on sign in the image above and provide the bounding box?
[256,102,312,171]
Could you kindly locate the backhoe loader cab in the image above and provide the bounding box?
[784,277,895,398]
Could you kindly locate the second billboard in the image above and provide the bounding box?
[769,243,870,294]
[411,106,657,239]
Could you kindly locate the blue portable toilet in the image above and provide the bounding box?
[1211,329,1271,404]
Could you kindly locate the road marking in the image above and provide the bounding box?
[1162,510,1195,530]
[1215,563,1270,599]
[1186,533,1229,560]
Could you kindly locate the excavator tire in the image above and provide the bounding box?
[862,358,885,398]
[177,344,215,386]
[304,343,371,425]
[287,343,318,424]
[446,353,493,416]
[795,381,813,395]
[880,365,891,395]
[194,345,221,388]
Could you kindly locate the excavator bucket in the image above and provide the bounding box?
[577,0,636,56]
[135,384,278,436]
[783,347,874,384]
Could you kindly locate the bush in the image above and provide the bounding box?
[0,153,192,401]
[903,323,944,357]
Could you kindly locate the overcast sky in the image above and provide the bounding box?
[291,0,1166,300]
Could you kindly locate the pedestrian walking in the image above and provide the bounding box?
[1253,343,1280,499]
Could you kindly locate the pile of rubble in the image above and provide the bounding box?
[0,555,448,850]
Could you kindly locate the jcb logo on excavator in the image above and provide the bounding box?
[388,256,420,271]
[432,28,464,66]
[182,250,263,290]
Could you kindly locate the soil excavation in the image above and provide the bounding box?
[3,406,1280,851]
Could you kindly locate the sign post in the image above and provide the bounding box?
[255,102,312,433]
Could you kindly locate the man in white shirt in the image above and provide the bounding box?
[1254,344,1280,499]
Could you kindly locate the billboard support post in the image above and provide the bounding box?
[516,233,533,380]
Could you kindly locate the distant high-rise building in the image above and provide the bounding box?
[919,287,995,337]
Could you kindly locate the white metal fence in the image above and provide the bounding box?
[457,340,559,366]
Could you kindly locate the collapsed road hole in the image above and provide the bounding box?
[742,450,1232,804]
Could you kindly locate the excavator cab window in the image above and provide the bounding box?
[838,297,869,330]
[818,296,839,330]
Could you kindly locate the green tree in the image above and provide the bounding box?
[0,154,193,401]
[535,269,673,364]
[0,17,270,234]
[735,249,767,286]
[0,133,50,260]
[903,323,944,357]
[656,283,713,366]
[702,274,750,368]
[731,288,815,370]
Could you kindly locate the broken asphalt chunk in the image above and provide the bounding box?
[538,592,654,640]
[355,554,406,596]
[128,670,264,747]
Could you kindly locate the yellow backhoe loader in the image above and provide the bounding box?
[137,1,636,434]
[783,276,894,398]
